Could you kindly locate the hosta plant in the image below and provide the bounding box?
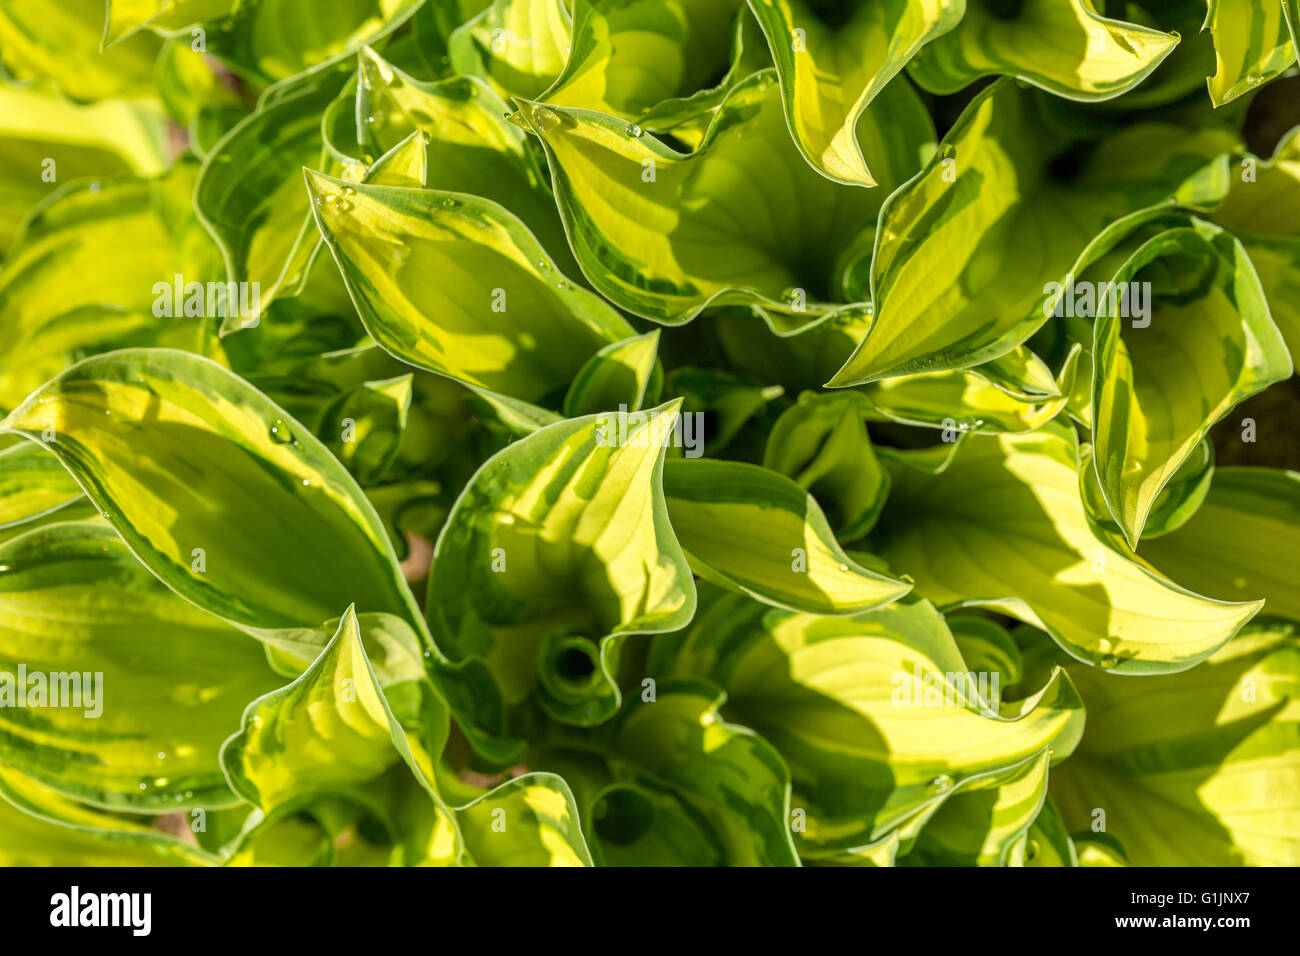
[0,0,1298,868]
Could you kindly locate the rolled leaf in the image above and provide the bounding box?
[648,589,1084,851]
[1090,220,1291,546]
[907,0,1178,101]
[747,0,962,186]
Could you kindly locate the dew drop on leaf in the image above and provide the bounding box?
[268,419,295,444]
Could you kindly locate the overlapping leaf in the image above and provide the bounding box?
[873,423,1262,672]
[1052,620,1300,865]
[648,588,1083,853]
[828,80,1236,385]
[746,0,961,186]
[518,68,933,326]
[906,0,1178,101]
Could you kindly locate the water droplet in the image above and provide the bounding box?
[929,774,954,793]
[1246,73,1262,86]
[838,564,848,572]
[336,200,352,212]
[157,751,167,760]
[440,197,460,209]
[341,187,355,197]
[624,123,643,138]
[529,106,561,132]
[537,259,551,271]
[269,419,295,444]
[301,478,311,486]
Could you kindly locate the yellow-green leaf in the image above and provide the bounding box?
[874,423,1262,672]
[662,457,910,614]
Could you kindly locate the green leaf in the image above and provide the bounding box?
[0,162,222,412]
[517,68,932,326]
[104,0,237,46]
[873,423,1262,673]
[948,614,1023,686]
[635,4,773,145]
[0,86,169,254]
[1205,0,1297,107]
[220,608,459,860]
[223,607,592,865]
[1073,832,1129,866]
[354,49,575,268]
[1008,796,1077,866]
[1140,467,1300,623]
[827,80,1237,385]
[1052,620,1300,865]
[0,520,281,810]
[763,391,889,540]
[664,366,784,456]
[544,0,746,120]
[448,0,571,98]
[1213,126,1300,356]
[204,0,425,83]
[195,67,349,329]
[0,0,162,101]
[0,765,210,866]
[745,0,960,186]
[0,349,420,634]
[154,36,248,131]
[907,0,1178,101]
[0,441,83,529]
[974,344,1063,400]
[858,343,1081,434]
[322,374,413,486]
[1080,438,1214,544]
[1091,221,1291,546]
[306,169,634,402]
[563,330,663,417]
[648,588,1083,852]
[662,457,910,614]
[537,680,800,865]
[455,772,593,865]
[427,401,695,726]
[909,749,1052,866]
